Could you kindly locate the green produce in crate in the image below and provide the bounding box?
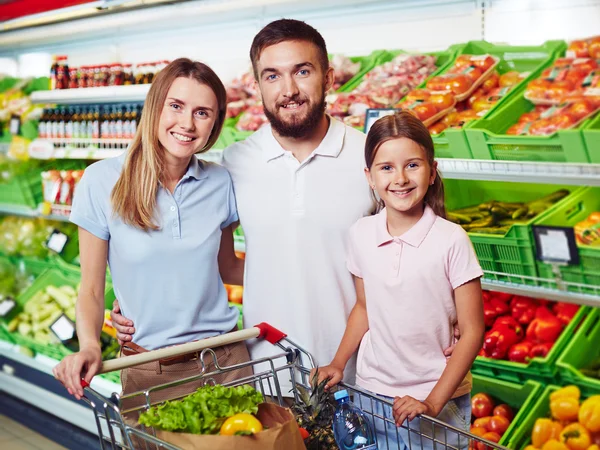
[0,216,77,259]
[448,189,569,234]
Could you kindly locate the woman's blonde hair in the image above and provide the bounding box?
[111,58,227,231]
[365,111,446,218]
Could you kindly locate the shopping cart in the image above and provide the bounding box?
[80,323,508,450]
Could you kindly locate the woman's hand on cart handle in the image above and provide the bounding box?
[52,346,102,401]
[110,299,135,345]
[311,363,344,390]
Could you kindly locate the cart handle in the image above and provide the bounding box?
[80,323,287,384]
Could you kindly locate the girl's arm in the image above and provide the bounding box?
[393,278,484,424]
[218,223,244,286]
[52,228,108,400]
[315,275,369,389]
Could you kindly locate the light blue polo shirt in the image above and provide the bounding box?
[70,152,239,350]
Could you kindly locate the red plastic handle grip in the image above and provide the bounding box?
[255,323,287,344]
[80,379,90,388]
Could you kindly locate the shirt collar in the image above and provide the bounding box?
[375,205,437,248]
[262,115,346,162]
[184,156,208,180]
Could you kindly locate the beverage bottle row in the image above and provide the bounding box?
[38,104,141,141]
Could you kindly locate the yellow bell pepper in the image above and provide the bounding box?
[559,423,591,450]
[551,396,580,422]
[523,446,537,450]
[578,395,600,433]
[532,418,564,448]
[588,445,600,450]
[550,385,581,402]
[541,439,569,450]
[220,413,263,435]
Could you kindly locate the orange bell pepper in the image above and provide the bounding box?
[532,418,564,448]
[559,423,591,450]
[541,439,569,450]
[550,385,581,402]
[550,396,580,422]
[578,395,600,432]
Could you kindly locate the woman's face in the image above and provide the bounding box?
[157,77,219,163]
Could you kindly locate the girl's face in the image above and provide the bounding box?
[366,137,437,216]
[158,77,218,163]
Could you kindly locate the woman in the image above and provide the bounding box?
[53,58,252,408]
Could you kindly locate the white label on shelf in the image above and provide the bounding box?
[0,298,16,317]
[50,314,76,342]
[538,229,571,262]
[28,140,55,159]
[46,229,68,253]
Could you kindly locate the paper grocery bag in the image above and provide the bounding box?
[154,403,307,450]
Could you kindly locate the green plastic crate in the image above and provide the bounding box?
[583,111,600,163]
[472,305,589,384]
[466,80,592,163]
[230,302,243,331]
[445,179,574,284]
[0,168,42,208]
[507,384,600,450]
[213,126,237,150]
[533,186,600,294]
[432,40,566,160]
[5,267,114,360]
[556,306,600,397]
[472,374,542,447]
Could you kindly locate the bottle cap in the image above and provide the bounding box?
[334,390,349,401]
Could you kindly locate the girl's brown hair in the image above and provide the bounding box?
[365,111,446,218]
[111,58,227,231]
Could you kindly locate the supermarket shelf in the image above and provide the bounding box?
[0,203,70,222]
[0,341,120,436]
[482,271,600,307]
[29,138,128,160]
[438,159,600,186]
[30,85,150,105]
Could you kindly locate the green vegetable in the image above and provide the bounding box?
[138,384,263,435]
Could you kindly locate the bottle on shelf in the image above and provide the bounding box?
[92,106,100,140]
[72,107,81,142]
[108,105,117,140]
[38,109,48,139]
[50,107,59,139]
[332,390,377,450]
[123,104,132,139]
[115,105,124,139]
[131,104,139,138]
[65,107,74,140]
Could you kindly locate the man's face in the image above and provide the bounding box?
[255,40,334,138]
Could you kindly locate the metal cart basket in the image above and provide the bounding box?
[79,323,507,450]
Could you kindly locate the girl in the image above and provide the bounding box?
[53,58,252,409]
[317,111,485,449]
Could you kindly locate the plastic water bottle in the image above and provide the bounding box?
[332,390,378,450]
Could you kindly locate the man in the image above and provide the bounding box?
[112,19,374,391]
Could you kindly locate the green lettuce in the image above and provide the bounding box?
[138,384,263,435]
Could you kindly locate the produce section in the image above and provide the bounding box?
[2,5,600,447]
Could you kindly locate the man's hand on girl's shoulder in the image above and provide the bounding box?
[110,299,135,345]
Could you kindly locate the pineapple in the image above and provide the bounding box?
[292,369,338,450]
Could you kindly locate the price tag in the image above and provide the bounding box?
[364,109,398,134]
[46,229,69,254]
[0,297,16,317]
[28,139,55,159]
[50,314,76,342]
[9,116,21,135]
[533,225,580,265]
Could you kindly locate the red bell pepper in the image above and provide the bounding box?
[482,327,520,359]
[508,341,533,363]
[483,298,510,327]
[490,291,513,303]
[492,316,524,340]
[526,307,564,343]
[529,342,554,358]
[552,302,579,325]
[510,296,538,325]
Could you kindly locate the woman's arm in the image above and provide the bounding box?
[218,223,244,286]
[315,275,369,388]
[53,228,108,399]
[425,278,484,413]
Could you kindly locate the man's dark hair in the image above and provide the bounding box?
[250,19,329,78]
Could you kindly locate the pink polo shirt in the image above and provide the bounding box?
[347,205,483,401]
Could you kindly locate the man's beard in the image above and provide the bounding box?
[263,91,327,139]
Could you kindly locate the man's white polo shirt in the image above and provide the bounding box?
[223,117,373,390]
